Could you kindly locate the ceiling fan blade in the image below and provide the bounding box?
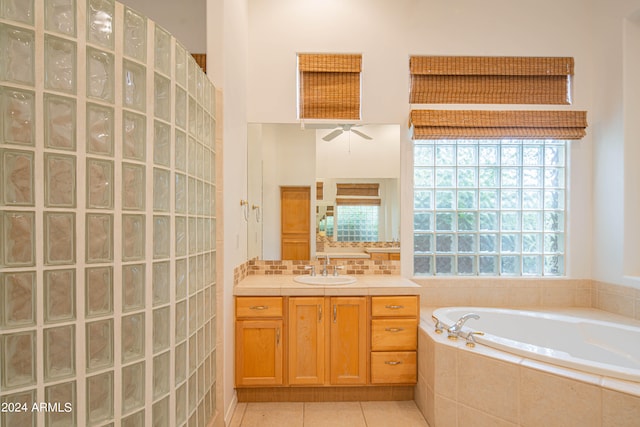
[322,129,344,141]
[351,129,373,140]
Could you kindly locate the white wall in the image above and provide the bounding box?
[246,0,595,279]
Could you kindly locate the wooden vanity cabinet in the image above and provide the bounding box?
[329,296,368,385]
[288,297,328,385]
[370,296,419,385]
[235,297,284,386]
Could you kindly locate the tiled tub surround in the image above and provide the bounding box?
[0,1,217,426]
[415,309,640,427]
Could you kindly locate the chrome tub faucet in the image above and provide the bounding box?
[447,313,480,340]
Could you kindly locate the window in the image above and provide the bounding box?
[413,139,566,276]
[336,205,379,242]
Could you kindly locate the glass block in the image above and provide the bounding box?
[175,300,187,342]
[85,266,112,317]
[501,190,520,209]
[501,234,519,253]
[154,25,171,75]
[87,102,114,155]
[173,173,186,214]
[86,371,113,425]
[2,149,34,206]
[155,73,171,121]
[188,57,197,97]
[477,190,497,210]
[188,217,197,255]
[479,256,498,275]
[456,145,477,165]
[176,382,187,424]
[500,255,520,275]
[435,234,454,253]
[435,190,454,209]
[435,145,455,166]
[122,214,145,261]
[457,191,476,209]
[122,264,145,312]
[544,211,564,232]
[153,396,169,427]
[174,130,186,172]
[44,269,75,323]
[545,145,565,166]
[122,313,145,362]
[2,271,35,327]
[0,25,35,85]
[44,93,76,150]
[3,0,34,23]
[413,212,432,232]
[87,0,114,49]
[457,212,476,231]
[435,168,454,187]
[44,325,75,380]
[1,390,35,427]
[175,217,187,258]
[45,153,76,207]
[154,121,171,166]
[45,380,75,426]
[458,234,476,253]
[153,351,170,399]
[122,410,144,427]
[479,212,498,231]
[175,86,187,129]
[45,0,76,36]
[522,190,542,210]
[86,213,112,263]
[523,167,542,188]
[153,261,170,306]
[435,255,454,275]
[122,361,145,413]
[456,168,475,187]
[544,168,565,188]
[44,212,75,265]
[122,163,145,210]
[175,42,187,87]
[501,145,521,166]
[2,88,35,145]
[523,145,543,166]
[189,96,197,136]
[523,211,542,231]
[544,189,565,210]
[87,158,113,209]
[86,319,113,370]
[44,35,76,94]
[124,7,146,61]
[544,255,564,275]
[197,104,204,141]
[501,168,520,188]
[153,168,170,212]
[87,47,114,101]
[413,233,432,253]
[2,330,35,388]
[501,212,520,231]
[435,212,454,231]
[189,333,197,372]
[176,258,187,299]
[478,167,498,187]
[457,256,475,275]
[153,306,170,353]
[544,233,565,253]
[479,234,498,253]
[123,59,146,112]
[123,111,146,160]
[3,211,35,266]
[153,215,170,259]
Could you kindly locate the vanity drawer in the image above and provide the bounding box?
[370,351,417,384]
[371,296,418,318]
[371,319,417,351]
[236,297,283,318]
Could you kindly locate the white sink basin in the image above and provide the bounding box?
[293,275,357,286]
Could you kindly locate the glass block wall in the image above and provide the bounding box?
[0,1,217,426]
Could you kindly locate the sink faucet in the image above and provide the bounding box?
[447,313,480,340]
[319,254,330,276]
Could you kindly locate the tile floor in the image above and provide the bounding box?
[229,401,430,427]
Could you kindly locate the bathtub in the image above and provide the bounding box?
[431,306,640,382]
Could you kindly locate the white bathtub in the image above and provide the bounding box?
[431,307,640,382]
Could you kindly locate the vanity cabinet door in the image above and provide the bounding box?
[288,297,328,385]
[235,319,284,386]
[330,296,368,385]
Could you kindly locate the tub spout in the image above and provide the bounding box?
[447,313,480,340]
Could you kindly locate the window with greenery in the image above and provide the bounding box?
[413,139,566,276]
[336,205,379,242]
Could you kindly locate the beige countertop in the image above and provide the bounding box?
[234,274,421,296]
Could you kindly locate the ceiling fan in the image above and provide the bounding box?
[321,124,373,142]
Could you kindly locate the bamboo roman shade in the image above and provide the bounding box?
[336,183,379,197]
[298,53,362,120]
[410,110,588,140]
[336,198,381,206]
[410,56,574,104]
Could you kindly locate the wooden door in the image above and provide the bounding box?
[288,297,327,385]
[281,186,310,260]
[329,297,368,385]
[235,319,284,386]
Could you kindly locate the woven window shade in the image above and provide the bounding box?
[298,54,362,120]
[410,110,588,140]
[316,182,324,200]
[336,198,381,206]
[335,183,379,197]
[410,56,574,105]
[191,53,206,73]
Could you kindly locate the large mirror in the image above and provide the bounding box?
[247,123,400,261]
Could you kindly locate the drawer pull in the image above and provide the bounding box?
[249,305,269,310]
[385,305,404,310]
[384,361,402,366]
[385,327,405,333]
